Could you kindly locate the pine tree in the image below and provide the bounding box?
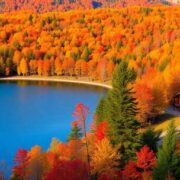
[141,127,161,153]
[67,120,82,142]
[153,121,180,180]
[95,96,107,125]
[106,61,141,164]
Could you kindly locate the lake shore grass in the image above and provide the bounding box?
[0,75,112,89]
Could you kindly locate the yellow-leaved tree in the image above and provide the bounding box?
[20,58,28,76]
[91,138,120,176]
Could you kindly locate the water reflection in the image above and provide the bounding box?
[0,80,107,93]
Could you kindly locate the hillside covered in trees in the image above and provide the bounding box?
[0,4,180,180]
[0,0,167,13]
[0,6,179,121]
[9,63,180,179]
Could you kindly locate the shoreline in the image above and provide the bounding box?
[0,76,112,89]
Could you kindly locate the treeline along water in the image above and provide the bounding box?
[0,80,107,176]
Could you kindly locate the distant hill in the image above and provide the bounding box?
[0,0,172,13]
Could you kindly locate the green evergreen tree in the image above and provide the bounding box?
[95,96,107,125]
[29,14,33,24]
[153,121,180,180]
[106,61,141,164]
[81,46,91,62]
[141,127,161,153]
[67,123,82,142]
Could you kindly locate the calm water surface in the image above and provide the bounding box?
[0,80,107,176]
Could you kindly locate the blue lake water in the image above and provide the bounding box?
[0,80,107,176]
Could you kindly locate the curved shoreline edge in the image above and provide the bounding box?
[0,76,112,89]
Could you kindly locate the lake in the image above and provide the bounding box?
[0,80,107,176]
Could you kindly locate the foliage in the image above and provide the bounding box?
[91,138,120,176]
[123,161,141,180]
[123,145,156,179]
[141,128,161,153]
[4,6,180,179]
[67,120,82,142]
[26,146,49,180]
[72,103,91,177]
[49,138,60,153]
[0,7,179,119]
[13,149,29,178]
[136,145,156,171]
[95,97,107,125]
[134,82,154,124]
[45,159,88,180]
[105,61,141,164]
[153,121,180,180]
[0,0,163,13]
[94,121,109,142]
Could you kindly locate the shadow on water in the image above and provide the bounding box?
[0,80,108,94]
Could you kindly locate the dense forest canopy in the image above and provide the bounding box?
[0,7,179,114]
[0,0,173,13]
[0,3,180,179]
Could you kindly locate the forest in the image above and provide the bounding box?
[0,6,179,122]
[0,5,180,180]
[0,0,163,13]
[10,62,180,180]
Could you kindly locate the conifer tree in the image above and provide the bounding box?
[106,61,141,164]
[95,97,107,125]
[153,121,180,180]
[67,120,82,142]
[141,127,161,153]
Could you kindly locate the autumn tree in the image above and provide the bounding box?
[54,58,62,75]
[72,103,90,177]
[123,145,156,179]
[29,60,38,75]
[49,138,60,153]
[123,160,141,180]
[134,82,154,124]
[26,146,49,180]
[136,145,156,172]
[12,149,29,179]
[91,138,120,177]
[94,121,109,142]
[19,59,28,76]
[38,60,43,76]
[45,160,88,180]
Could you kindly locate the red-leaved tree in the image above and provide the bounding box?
[123,161,141,180]
[95,121,109,142]
[123,146,156,179]
[45,159,88,180]
[72,103,90,178]
[136,145,156,172]
[13,149,29,178]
